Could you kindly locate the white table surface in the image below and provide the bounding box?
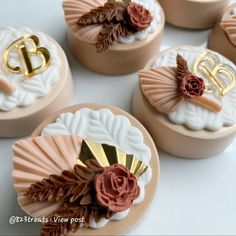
[0,0,236,235]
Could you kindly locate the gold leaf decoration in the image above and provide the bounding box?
[77,139,148,178]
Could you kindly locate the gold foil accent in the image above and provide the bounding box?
[193,52,236,97]
[3,35,51,79]
[77,139,148,178]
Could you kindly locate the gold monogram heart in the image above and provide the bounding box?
[3,35,51,79]
[193,52,236,97]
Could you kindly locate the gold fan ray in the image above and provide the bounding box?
[77,139,148,178]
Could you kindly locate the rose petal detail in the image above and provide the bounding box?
[179,74,205,98]
[126,3,153,31]
[95,164,139,212]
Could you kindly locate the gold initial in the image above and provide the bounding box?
[3,35,51,79]
[193,52,236,97]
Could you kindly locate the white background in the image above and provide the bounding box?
[0,0,236,235]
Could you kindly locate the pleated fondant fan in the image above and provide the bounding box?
[139,67,184,114]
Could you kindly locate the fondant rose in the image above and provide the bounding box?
[95,164,140,212]
[179,74,205,98]
[126,3,153,31]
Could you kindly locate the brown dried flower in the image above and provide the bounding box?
[176,54,205,98]
[126,3,153,31]
[179,74,205,98]
[95,164,140,212]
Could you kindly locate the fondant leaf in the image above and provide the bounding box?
[96,23,129,53]
[24,159,103,203]
[78,1,127,26]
